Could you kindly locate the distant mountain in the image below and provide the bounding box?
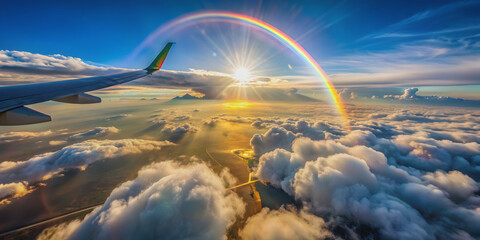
[170,93,205,101]
[218,87,321,102]
[168,88,320,102]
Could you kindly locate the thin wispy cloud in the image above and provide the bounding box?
[358,1,480,41]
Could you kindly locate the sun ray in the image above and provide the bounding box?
[131,11,349,130]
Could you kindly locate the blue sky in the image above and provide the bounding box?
[1,0,480,98]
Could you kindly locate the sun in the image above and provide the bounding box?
[233,67,252,85]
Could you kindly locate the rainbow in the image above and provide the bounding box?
[134,11,349,128]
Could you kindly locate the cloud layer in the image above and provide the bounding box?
[68,127,119,140]
[0,130,53,143]
[240,207,333,240]
[248,110,480,239]
[38,160,245,240]
[382,88,480,107]
[0,139,174,204]
[0,50,125,77]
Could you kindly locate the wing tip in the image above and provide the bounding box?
[145,42,175,71]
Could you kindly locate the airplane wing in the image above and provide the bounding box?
[0,42,174,125]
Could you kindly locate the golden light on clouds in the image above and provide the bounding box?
[222,101,254,109]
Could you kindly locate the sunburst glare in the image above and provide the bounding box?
[233,67,252,86]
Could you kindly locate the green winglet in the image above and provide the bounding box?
[145,42,174,71]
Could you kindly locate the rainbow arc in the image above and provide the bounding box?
[134,11,349,129]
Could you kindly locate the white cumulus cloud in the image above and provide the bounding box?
[38,161,245,240]
[240,207,333,240]
[249,113,480,239]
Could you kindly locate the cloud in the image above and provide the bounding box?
[0,130,53,143]
[203,118,218,127]
[250,127,299,156]
[251,117,284,129]
[37,161,245,240]
[382,88,480,107]
[150,118,167,127]
[250,120,342,156]
[417,130,480,144]
[360,1,479,41]
[219,116,248,123]
[385,110,447,123]
[312,16,480,89]
[365,109,472,124]
[368,113,388,119]
[385,87,420,100]
[249,115,480,239]
[423,170,478,202]
[203,115,263,128]
[253,138,425,239]
[145,113,197,142]
[322,54,480,88]
[161,124,196,142]
[105,114,132,121]
[0,182,31,205]
[319,1,480,90]
[339,88,358,100]
[129,69,235,99]
[68,127,119,140]
[0,139,174,203]
[390,133,480,172]
[49,140,67,146]
[239,207,333,240]
[171,115,191,121]
[0,50,125,77]
[280,120,336,139]
[0,50,237,98]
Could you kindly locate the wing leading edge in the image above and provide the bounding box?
[0,42,174,125]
